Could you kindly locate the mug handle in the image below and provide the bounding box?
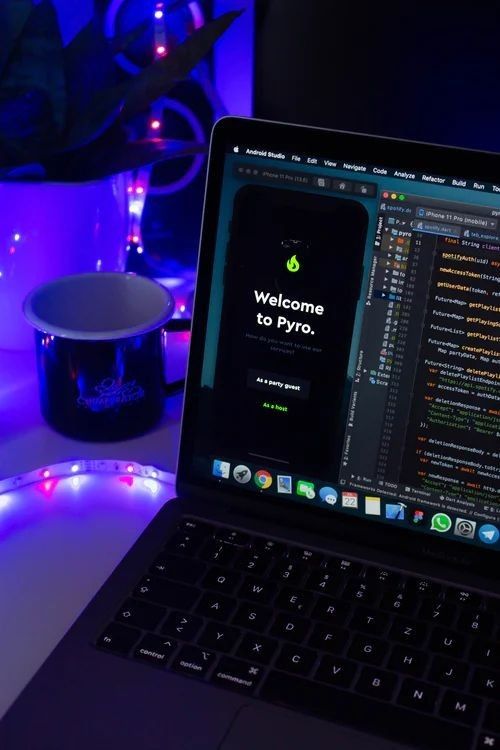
[162,318,192,397]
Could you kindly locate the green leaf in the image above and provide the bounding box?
[44,133,206,181]
[62,10,241,154]
[63,19,117,128]
[0,87,55,162]
[121,10,243,119]
[0,0,33,79]
[1,0,66,133]
[62,88,125,152]
[63,19,151,139]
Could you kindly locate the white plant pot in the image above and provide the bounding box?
[0,175,129,350]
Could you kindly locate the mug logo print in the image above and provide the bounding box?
[77,378,145,413]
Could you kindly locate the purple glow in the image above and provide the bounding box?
[213,0,254,116]
[143,478,161,496]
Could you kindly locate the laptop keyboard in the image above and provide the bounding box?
[96,517,500,749]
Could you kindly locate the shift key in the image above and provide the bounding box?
[133,576,200,610]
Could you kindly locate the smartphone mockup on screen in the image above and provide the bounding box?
[213,184,369,476]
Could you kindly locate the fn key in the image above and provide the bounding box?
[96,623,141,654]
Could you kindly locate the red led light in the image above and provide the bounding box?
[156,45,166,56]
[150,119,161,131]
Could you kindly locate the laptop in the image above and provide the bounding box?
[2,117,500,750]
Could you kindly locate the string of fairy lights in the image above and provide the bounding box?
[108,0,209,263]
[0,459,176,511]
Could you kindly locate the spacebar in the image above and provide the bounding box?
[260,671,473,750]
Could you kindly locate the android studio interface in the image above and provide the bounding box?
[193,143,500,551]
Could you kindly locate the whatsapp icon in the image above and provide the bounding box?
[431,513,452,533]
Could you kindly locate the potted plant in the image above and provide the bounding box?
[0,0,239,349]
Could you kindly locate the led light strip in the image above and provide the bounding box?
[105,0,204,76]
[0,460,176,498]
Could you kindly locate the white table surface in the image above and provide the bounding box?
[0,335,189,718]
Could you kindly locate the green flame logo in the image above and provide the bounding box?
[286,254,300,273]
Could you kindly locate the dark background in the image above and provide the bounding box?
[254,1,500,151]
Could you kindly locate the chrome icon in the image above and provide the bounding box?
[254,469,272,490]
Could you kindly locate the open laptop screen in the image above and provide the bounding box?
[184,119,500,554]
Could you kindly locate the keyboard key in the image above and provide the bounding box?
[429,628,466,658]
[260,671,473,750]
[388,645,428,677]
[133,577,199,610]
[309,624,348,653]
[405,578,442,598]
[356,667,397,701]
[397,679,439,714]
[477,734,500,749]
[348,635,386,666]
[275,587,313,614]
[419,600,456,626]
[428,656,469,689]
[234,551,269,575]
[306,570,339,596]
[367,568,402,588]
[350,607,390,635]
[197,622,240,653]
[276,644,317,676]
[287,547,323,566]
[236,633,277,664]
[172,645,215,677]
[315,655,357,687]
[446,588,481,608]
[196,592,235,622]
[342,580,381,605]
[166,531,205,556]
[470,668,500,699]
[439,690,481,726]
[484,703,500,732]
[149,554,206,584]
[457,610,494,637]
[115,599,164,630]
[96,623,141,654]
[270,612,309,643]
[380,590,418,616]
[390,617,428,646]
[325,557,363,576]
[486,596,500,614]
[199,540,237,565]
[251,538,286,557]
[211,657,263,692]
[238,576,277,605]
[233,603,272,631]
[214,528,249,546]
[311,596,350,625]
[270,561,307,585]
[160,611,202,640]
[201,567,241,594]
[133,634,177,666]
[470,641,500,669]
[178,518,213,536]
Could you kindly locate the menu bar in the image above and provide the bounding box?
[230,145,500,198]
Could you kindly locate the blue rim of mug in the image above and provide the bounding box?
[23,272,175,341]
